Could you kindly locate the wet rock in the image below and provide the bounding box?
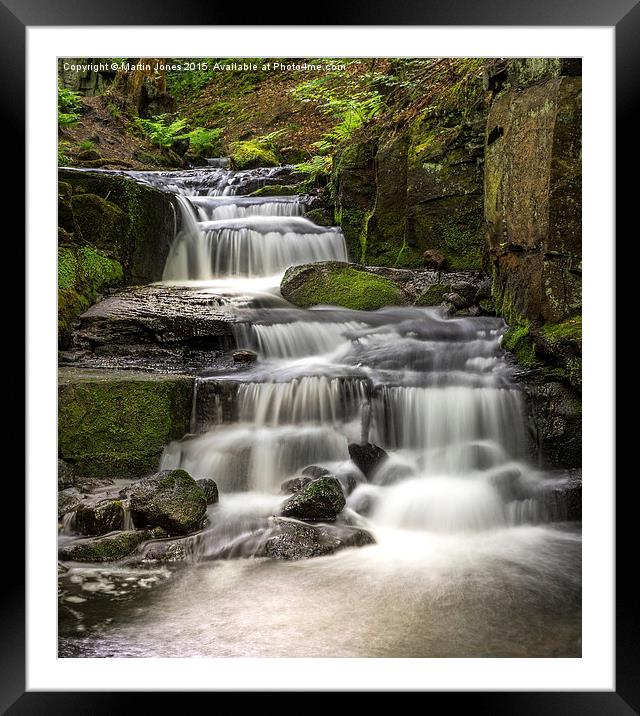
[280,476,346,521]
[280,475,313,495]
[129,469,207,535]
[443,292,468,309]
[422,249,446,270]
[196,479,219,505]
[348,442,388,478]
[548,470,582,520]
[232,349,257,364]
[259,517,375,560]
[74,498,125,536]
[301,465,332,479]
[59,527,165,562]
[58,459,75,489]
[140,538,190,563]
[58,488,83,519]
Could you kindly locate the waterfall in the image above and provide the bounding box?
[117,164,571,534]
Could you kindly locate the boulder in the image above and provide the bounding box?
[59,528,165,562]
[281,262,406,311]
[348,442,388,478]
[129,469,207,535]
[259,518,375,560]
[58,488,83,519]
[301,465,332,479]
[232,349,257,364]
[74,498,125,536]
[280,475,313,495]
[422,250,446,270]
[196,479,219,505]
[280,476,346,521]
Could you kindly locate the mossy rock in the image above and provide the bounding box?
[303,208,334,226]
[58,369,194,478]
[59,528,165,563]
[414,283,453,306]
[58,245,124,348]
[502,323,541,368]
[280,476,346,521]
[248,184,302,197]
[75,499,125,536]
[230,140,279,169]
[129,469,207,535]
[281,262,406,311]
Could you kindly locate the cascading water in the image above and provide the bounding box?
[59,163,581,658]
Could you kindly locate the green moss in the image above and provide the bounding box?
[248,184,301,197]
[230,140,279,169]
[502,323,541,367]
[541,315,582,343]
[303,207,334,226]
[70,193,127,249]
[414,283,451,306]
[281,263,405,311]
[59,529,164,562]
[57,245,123,347]
[58,371,194,478]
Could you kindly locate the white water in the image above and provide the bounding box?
[59,164,581,658]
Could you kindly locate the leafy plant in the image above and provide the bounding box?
[79,139,95,152]
[58,140,72,166]
[58,87,82,126]
[293,153,332,185]
[182,127,223,156]
[135,114,189,149]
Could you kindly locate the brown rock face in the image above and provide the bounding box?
[484,75,582,324]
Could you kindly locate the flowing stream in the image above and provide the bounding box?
[59,165,581,658]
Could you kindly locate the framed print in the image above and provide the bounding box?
[7,0,629,710]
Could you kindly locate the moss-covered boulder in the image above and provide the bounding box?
[58,368,194,478]
[59,528,164,563]
[259,518,375,560]
[230,140,279,169]
[129,469,207,535]
[281,262,406,311]
[280,476,346,521]
[74,499,125,536]
[248,184,302,197]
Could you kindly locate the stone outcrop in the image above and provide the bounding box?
[331,109,486,270]
[484,72,582,326]
[58,368,194,478]
[58,169,179,347]
[281,261,490,313]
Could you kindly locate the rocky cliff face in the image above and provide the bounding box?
[332,107,487,270]
[485,68,582,326]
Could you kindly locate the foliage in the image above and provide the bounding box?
[79,139,95,152]
[182,126,223,156]
[293,153,333,185]
[58,140,72,166]
[58,87,82,126]
[135,114,189,148]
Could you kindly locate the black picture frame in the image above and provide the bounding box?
[8,1,628,710]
